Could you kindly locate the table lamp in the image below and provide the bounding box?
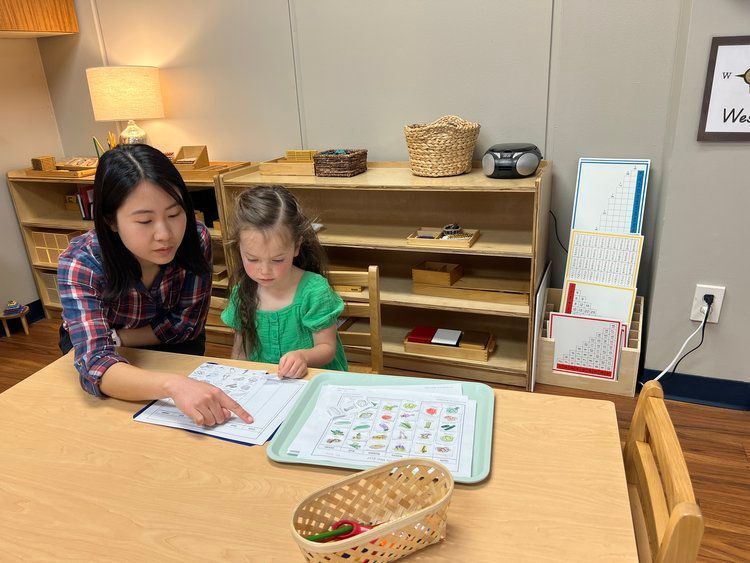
[86,66,165,145]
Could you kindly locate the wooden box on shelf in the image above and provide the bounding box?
[403,332,496,362]
[173,146,209,170]
[259,157,315,176]
[285,149,318,162]
[172,148,250,182]
[411,261,463,286]
[535,288,643,397]
[31,156,56,171]
[31,229,83,264]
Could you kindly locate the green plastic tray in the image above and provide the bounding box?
[266,372,495,484]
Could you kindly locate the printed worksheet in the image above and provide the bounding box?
[134,362,307,445]
[565,230,643,288]
[287,386,476,478]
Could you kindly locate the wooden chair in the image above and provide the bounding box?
[623,381,704,562]
[329,266,383,373]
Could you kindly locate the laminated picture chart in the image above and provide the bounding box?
[571,158,650,234]
[561,280,636,328]
[134,362,307,445]
[565,230,643,288]
[549,313,623,380]
[287,385,476,478]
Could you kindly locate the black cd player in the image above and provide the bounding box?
[482,143,542,178]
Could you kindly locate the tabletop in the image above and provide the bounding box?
[0,348,637,561]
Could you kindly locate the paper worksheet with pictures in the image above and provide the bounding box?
[134,362,307,445]
[287,385,476,478]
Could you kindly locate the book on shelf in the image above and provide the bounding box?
[76,185,95,220]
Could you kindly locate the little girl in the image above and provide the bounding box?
[221,185,348,377]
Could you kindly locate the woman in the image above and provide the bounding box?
[58,144,252,426]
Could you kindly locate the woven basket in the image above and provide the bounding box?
[404,115,480,177]
[313,149,368,177]
[291,458,454,562]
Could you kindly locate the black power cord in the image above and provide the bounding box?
[549,210,568,253]
[665,295,713,379]
[647,294,714,386]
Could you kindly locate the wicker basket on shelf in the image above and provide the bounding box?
[291,458,454,562]
[313,149,368,177]
[404,115,480,177]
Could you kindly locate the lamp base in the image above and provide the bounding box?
[119,120,147,145]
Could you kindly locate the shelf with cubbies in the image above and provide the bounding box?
[216,161,551,389]
[6,164,249,344]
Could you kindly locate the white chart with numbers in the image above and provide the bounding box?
[565,230,643,288]
[571,158,650,234]
[549,314,623,380]
[287,385,476,478]
[134,362,307,445]
[560,280,636,328]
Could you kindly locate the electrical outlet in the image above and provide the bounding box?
[689,284,725,323]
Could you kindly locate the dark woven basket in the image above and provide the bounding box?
[313,149,367,177]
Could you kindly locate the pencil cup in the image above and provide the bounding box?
[291,458,454,562]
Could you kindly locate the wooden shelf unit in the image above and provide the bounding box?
[6,163,250,345]
[216,161,551,389]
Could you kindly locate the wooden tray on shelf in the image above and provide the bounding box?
[24,167,96,178]
[403,335,495,362]
[259,157,315,176]
[406,227,479,248]
[412,283,529,305]
[179,162,247,181]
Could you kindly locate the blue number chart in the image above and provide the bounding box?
[571,158,650,235]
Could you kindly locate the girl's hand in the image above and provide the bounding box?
[166,377,254,426]
[278,350,308,379]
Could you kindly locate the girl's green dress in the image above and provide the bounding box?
[221,271,348,371]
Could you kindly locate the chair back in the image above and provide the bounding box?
[623,381,703,562]
[329,266,383,373]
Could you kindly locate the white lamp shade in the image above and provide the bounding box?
[86,66,165,122]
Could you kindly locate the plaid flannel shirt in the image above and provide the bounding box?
[58,224,212,397]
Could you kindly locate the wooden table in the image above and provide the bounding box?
[0,349,637,561]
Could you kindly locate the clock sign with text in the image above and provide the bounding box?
[698,36,750,141]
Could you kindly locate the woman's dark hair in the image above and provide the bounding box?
[228,185,328,357]
[93,144,210,300]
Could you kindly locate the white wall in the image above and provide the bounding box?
[645,0,750,382]
[290,0,552,160]
[55,0,302,162]
[545,0,684,291]
[0,39,64,307]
